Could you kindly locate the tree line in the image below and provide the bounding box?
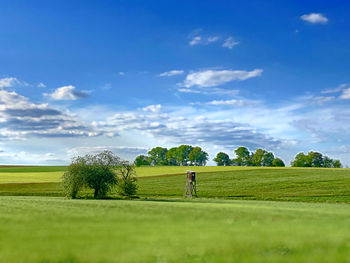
[134,145,343,168]
[291,151,341,168]
[134,145,209,166]
[214,147,285,167]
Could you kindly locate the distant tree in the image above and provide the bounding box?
[291,152,310,167]
[291,151,342,168]
[308,151,324,167]
[333,159,342,168]
[262,152,275,167]
[272,158,285,167]
[62,151,120,199]
[233,147,252,166]
[214,152,231,166]
[134,155,151,167]
[115,161,138,196]
[252,148,267,166]
[176,145,193,166]
[323,156,333,168]
[148,147,168,166]
[166,147,179,166]
[188,147,208,166]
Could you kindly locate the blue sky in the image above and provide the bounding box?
[1,0,350,165]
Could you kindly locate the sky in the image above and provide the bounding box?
[0,0,350,165]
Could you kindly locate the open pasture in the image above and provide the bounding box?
[1,196,350,263]
[1,166,350,262]
[1,166,350,203]
[0,165,277,184]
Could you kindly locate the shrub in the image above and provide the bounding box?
[115,161,138,197]
[117,177,138,196]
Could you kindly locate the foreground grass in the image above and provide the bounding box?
[1,196,350,263]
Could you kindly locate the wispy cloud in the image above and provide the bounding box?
[206,99,259,107]
[312,96,335,104]
[321,84,348,94]
[37,82,46,88]
[0,77,27,89]
[45,85,89,100]
[181,69,263,88]
[158,70,185,77]
[222,37,239,49]
[301,13,328,24]
[178,87,239,96]
[142,104,162,113]
[340,88,350,99]
[189,35,220,46]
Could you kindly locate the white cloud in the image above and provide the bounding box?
[207,36,219,43]
[0,89,98,139]
[178,87,239,96]
[0,77,23,89]
[321,84,348,94]
[119,72,125,75]
[142,104,162,113]
[37,82,46,88]
[189,35,219,46]
[159,70,185,77]
[206,99,259,107]
[340,88,350,99]
[189,36,202,46]
[312,96,335,104]
[301,13,328,24]
[182,69,263,88]
[96,108,281,150]
[46,85,88,100]
[222,37,239,49]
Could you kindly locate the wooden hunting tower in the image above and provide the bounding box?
[184,170,197,197]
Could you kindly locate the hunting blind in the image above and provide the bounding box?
[184,170,197,197]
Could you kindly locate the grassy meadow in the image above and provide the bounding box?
[1,166,350,262]
[0,165,270,184]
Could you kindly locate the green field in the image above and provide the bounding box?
[1,166,350,262]
[0,165,256,184]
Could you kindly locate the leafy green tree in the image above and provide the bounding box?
[62,151,120,199]
[262,152,275,167]
[291,151,342,168]
[176,145,193,166]
[307,151,324,167]
[213,152,231,166]
[252,148,266,166]
[166,147,179,166]
[148,147,168,166]
[291,152,311,167]
[333,159,342,168]
[62,161,85,199]
[134,155,151,167]
[233,147,252,166]
[272,157,285,167]
[323,156,333,168]
[188,147,208,166]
